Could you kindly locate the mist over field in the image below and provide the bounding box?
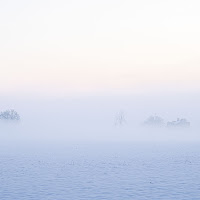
[1,0,200,146]
[1,0,200,199]
[0,92,199,144]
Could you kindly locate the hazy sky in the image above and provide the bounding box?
[1,0,200,96]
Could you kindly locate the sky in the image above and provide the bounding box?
[0,0,200,97]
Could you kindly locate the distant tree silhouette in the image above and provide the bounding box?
[144,115,164,127]
[0,110,20,121]
[114,111,126,126]
[167,118,190,128]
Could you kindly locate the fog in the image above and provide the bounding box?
[1,0,200,146]
[0,92,199,145]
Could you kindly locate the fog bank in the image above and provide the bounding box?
[0,92,199,143]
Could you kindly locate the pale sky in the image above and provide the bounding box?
[0,0,200,96]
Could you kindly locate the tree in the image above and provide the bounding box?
[0,110,20,121]
[143,115,164,127]
[167,118,190,128]
[114,111,126,126]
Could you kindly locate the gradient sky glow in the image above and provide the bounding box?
[1,0,200,96]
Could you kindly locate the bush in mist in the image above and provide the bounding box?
[167,118,190,128]
[143,115,164,127]
[0,110,20,121]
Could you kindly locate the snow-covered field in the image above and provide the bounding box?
[0,141,199,200]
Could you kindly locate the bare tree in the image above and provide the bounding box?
[114,111,126,126]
